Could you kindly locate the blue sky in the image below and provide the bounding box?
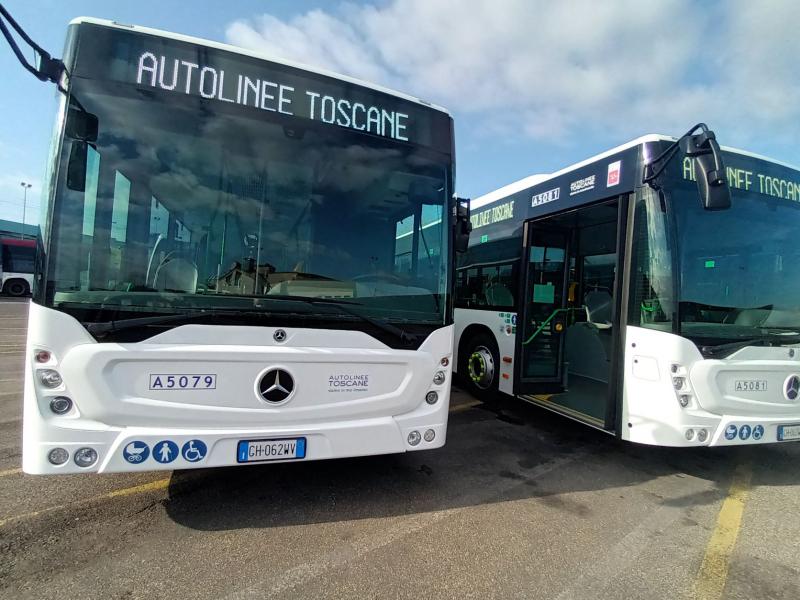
[1,0,798,226]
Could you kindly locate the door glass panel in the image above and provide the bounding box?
[522,230,568,379]
[520,200,620,428]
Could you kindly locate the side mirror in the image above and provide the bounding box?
[454,197,472,253]
[681,131,731,211]
[65,108,99,142]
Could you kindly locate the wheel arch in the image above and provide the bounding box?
[2,277,30,296]
[455,323,498,374]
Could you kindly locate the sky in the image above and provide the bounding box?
[0,0,798,226]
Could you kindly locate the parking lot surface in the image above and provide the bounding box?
[1,298,799,600]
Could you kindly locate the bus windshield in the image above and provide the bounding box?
[42,24,453,331]
[632,152,800,345]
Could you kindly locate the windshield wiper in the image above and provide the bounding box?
[84,310,240,336]
[700,333,800,358]
[84,296,419,345]
[263,295,419,346]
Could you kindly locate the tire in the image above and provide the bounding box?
[459,332,500,404]
[4,279,29,297]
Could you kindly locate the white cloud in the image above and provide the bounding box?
[226,0,800,150]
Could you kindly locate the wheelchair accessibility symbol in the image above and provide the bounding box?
[181,439,207,463]
[123,441,150,463]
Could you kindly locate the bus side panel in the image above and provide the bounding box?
[453,307,516,395]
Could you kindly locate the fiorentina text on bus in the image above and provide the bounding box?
[24,18,465,474]
[454,130,800,446]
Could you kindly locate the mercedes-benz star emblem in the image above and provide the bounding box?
[784,375,800,402]
[273,329,287,343]
[259,369,295,403]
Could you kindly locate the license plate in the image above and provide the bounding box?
[777,424,800,441]
[236,437,306,463]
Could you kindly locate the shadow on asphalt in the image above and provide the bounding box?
[165,393,800,531]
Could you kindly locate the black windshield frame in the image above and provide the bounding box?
[631,147,800,346]
[35,22,456,344]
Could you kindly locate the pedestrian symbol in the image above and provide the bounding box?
[153,440,179,464]
[181,439,207,463]
[122,441,150,463]
[739,424,752,440]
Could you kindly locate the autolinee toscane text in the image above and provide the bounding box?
[683,157,800,201]
[136,52,410,141]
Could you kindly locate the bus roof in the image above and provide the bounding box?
[471,134,800,209]
[69,17,450,116]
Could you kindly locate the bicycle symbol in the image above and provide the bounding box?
[181,439,207,463]
[123,441,150,463]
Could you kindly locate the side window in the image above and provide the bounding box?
[455,262,517,308]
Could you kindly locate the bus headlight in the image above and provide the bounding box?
[74,447,98,468]
[697,429,709,443]
[49,396,73,415]
[672,377,685,390]
[426,391,439,405]
[48,447,69,465]
[408,430,421,446]
[685,428,695,441]
[424,429,436,442]
[433,371,446,385]
[679,395,691,408]
[38,369,63,388]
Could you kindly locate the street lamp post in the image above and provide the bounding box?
[20,181,32,239]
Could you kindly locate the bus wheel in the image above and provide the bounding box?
[461,333,499,403]
[4,279,29,297]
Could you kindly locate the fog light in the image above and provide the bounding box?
[49,396,73,415]
[697,429,709,443]
[425,391,439,405]
[685,428,695,441]
[679,395,690,408]
[35,350,51,363]
[672,377,685,390]
[433,371,446,385]
[38,369,62,388]
[671,364,679,374]
[424,429,436,442]
[440,357,449,367]
[408,430,421,446]
[74,447,98,468]
[48,447,69,465]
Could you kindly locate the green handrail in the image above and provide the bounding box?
[522,307,575,345]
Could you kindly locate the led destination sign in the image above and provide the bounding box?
[682,156,800,201]
[71,23,451,150]
[137,53,410,141]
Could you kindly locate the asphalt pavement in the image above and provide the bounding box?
[1,298,799,600]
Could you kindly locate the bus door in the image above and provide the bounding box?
[516,201,621,430]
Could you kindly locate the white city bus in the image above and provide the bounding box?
[24,18,469,474]
[454,126,800,446]
[1,238,35,296]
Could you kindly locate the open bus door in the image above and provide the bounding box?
[515,200,624,431]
